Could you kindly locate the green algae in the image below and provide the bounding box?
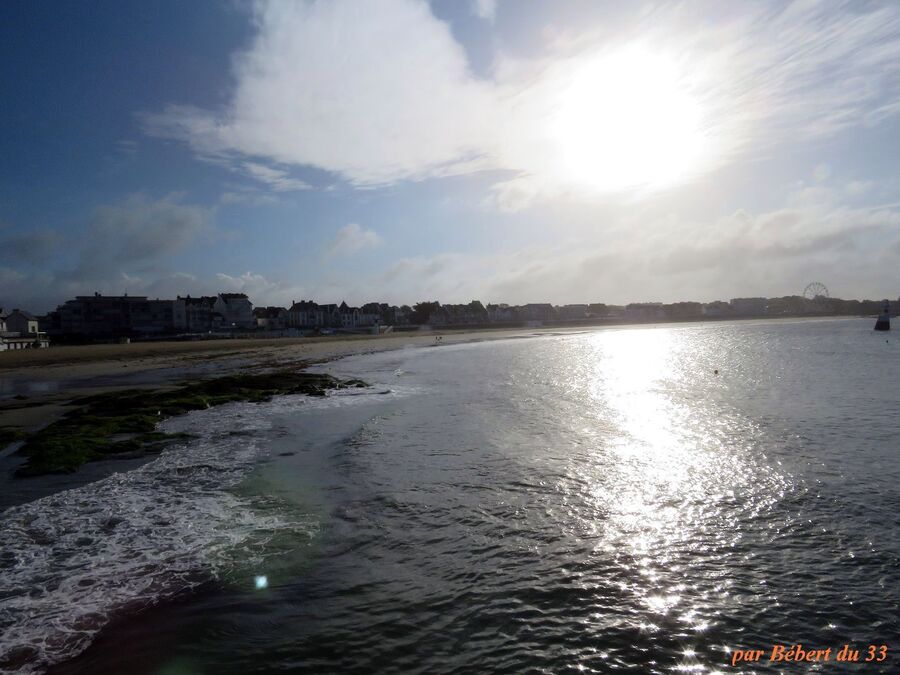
[15,371,366,477]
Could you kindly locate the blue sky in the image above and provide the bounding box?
[2,0,899,313]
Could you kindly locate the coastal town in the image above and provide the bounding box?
[1,290,896,350]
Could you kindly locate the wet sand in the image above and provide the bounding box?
[0,328,562,433]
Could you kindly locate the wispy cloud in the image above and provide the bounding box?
[241,162,311,192]
[220,189,279,206]
[117,139,139,156]
[141,0,900,209]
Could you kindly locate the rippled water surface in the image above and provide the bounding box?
[2,319,898,673]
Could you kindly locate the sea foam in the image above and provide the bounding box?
[0,397,318,673]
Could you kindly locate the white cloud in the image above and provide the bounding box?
[241,162,311,191]
[472,0,497,23]
[326,223,382,257]
[143,0,497,187]
[366,180,900,304]
[4,181,898,313]
[487,0,900,208]
[213,271,307,306]
[141,0,900,210]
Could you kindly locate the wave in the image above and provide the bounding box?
[0,396,320,674]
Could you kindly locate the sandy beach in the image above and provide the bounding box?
[0,328,560,433]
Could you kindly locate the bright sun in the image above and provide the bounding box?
[552,47,706,192]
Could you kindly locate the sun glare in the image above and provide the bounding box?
[552,47,706,192]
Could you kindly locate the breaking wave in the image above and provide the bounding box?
[0,395,323,674]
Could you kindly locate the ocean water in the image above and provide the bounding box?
[1,319,898,674]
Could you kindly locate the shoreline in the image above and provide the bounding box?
[0,313,862,375]
[0,316,867,430]
[0,327,567,506]
[0,316,868,506]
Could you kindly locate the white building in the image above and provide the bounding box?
[0,308,49,350]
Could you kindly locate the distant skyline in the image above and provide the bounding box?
[2,0,900,313]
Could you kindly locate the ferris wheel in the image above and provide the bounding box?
[803,282,830,300]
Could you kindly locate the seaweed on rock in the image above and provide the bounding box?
[15,371,366,477]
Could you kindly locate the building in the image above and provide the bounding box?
[486,303,516,322]
[130,300,174,334]
[336,301,360,328]
[520,303,555,322]
[729,297,768,316]
[173,296,217,332]
[429,301,488,326]
[1,309,9,351]
[286,300,377,329]
[212,293,254,329]
[703,301,732,317]
[359,302,384,327]
[310,302,364,329]
[1,334,49,350]
[314,303,336,327]
[625,303,666,320]
[558,304,589,320]
[51,294,173,337]
[288,300,324,328]
[371,302,404,325]
[0,308,50,350]
[4,309,39,335]
[254,306,289,330]
[665,302,703,319]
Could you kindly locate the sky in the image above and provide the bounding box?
[2,0,900,313]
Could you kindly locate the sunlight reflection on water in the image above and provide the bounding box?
[23,320,900,674]
[543,326,795,670]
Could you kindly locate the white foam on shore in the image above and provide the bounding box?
[0,378,411,673]
[0,393,336,674]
